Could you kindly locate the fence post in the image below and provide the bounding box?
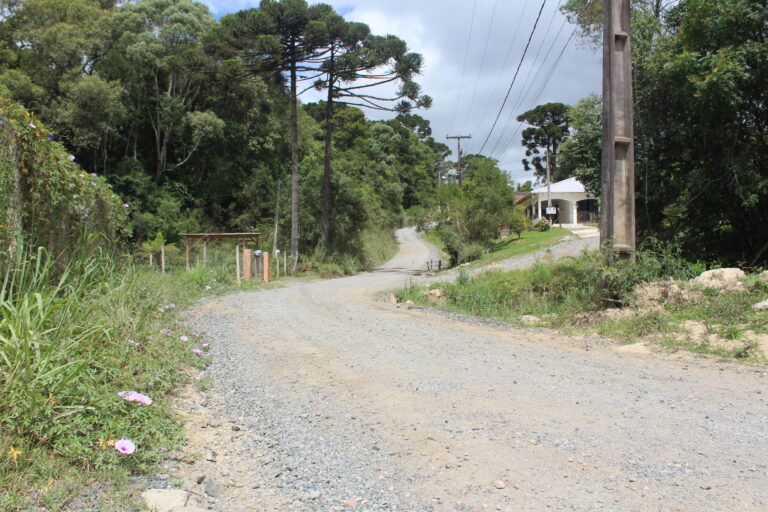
[235,245,240,284]
[263,251,269,283]
[161,244,166,273]
[185,244,190,272]
[242,248,252,281]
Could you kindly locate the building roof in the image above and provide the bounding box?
[531,177,586,194]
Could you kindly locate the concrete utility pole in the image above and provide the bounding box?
[447,135,471,186]
[600,0,636,257]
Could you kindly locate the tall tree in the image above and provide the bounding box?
[516,102,570,182]
[559,93,602,194]
[108,0,222,181]
[215,0,335,265]
[313,23,431,249]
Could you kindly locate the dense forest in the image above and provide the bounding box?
[0,0,448,268]
[554,0,768,267]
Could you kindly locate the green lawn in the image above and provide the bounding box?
[469,228,569,267]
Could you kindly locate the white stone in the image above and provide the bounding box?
[520,315,540,326]
[690,268,746,291]
[142,489,189,512]
[752,299,768,311]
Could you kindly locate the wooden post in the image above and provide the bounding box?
[263,252,269,283]
[185,244,190,271]
[276,251,280,279]
[242,248,252,281]
[235,245,240,284]
[284,252,287,275]
[161,244,166,273]
[149,253,154,268]
[203,242,208,265]
[601,0,636,258]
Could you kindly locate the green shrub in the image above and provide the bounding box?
[0,243,204,506]
[533,219,551,231]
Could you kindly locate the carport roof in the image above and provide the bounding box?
[531,177,586,194]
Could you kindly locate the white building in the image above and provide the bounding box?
[516,177,598,225]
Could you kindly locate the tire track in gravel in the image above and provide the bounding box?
[182,228,768,512]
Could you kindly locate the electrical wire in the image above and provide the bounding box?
[448,0,479,134]
[470,0,531,149]
[463,0,500,140]
[478,0,549,154]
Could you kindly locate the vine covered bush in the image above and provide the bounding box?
[0,94,129,261]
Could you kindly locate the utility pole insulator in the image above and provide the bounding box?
[600,0,636,258]
[447,135,472,186]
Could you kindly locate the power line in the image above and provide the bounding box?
[463,0,500,138]
[488,20,572,157]
[471,0,531,148]
[448,0,479,134]
[486,3,566,156]
[478,0,549,154]
[497,29,576,159]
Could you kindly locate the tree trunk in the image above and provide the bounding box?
[1,117,22,261]
[272,179,281,257]
[321,61,336,250]
[289,40,300,270]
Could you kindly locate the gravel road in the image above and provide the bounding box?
[182,228,767,512]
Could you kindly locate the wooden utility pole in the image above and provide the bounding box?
[600,0,636,257]
[447,135,471,186]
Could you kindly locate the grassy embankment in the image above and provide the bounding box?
[420,227,569,269]
[398,242,768,362]
[0,243,270,511]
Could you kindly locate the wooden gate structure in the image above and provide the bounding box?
[179,232,263,281]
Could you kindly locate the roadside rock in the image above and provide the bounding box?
[204,478,222,497]
[141,489,188,512]
[423,288,443,298]
[690,268,746,291]
[387,293,398,305]
[520,315,540,326]
[679,320,708,341]
[634,280,693,308]
[759,271,768,284]
[752,299,768,311]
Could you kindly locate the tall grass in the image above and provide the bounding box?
[0,242,207,510]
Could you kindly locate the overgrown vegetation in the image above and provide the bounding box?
[557,0,768,267]
[412,155,530,266]
[398,242,767,360]
[0,242,241,510]
[0,0,446,267]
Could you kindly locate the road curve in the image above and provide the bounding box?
[184,228,768,512]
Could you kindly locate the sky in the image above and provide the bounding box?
[199,0,602,185]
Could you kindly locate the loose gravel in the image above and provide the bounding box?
[175,228,767,512]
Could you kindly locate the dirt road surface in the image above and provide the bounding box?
[181,228,768,512]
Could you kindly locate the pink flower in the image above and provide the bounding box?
[202,343,209,348]
[28,122,36,129]
[204,285,212,291]
[168,303,176,308]
[192,348,202,356]
[158,307,165,313]
[123,203,130,208]
[179,335,189,342]
[78,173,85,178]
[115,439,136,455]
[69,154,76,161]
[90,181,97,186]
[118,390,153,405]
